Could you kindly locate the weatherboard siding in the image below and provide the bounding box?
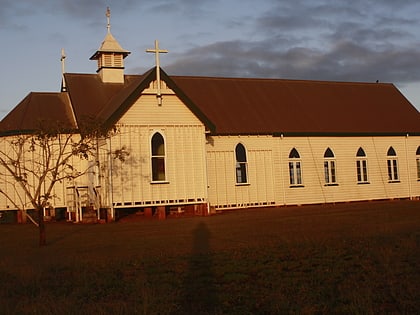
[206,136,276,209]
[118,87,203,126]
[279,136,419,205]
[0,135,76,211]
[2,130,419,213]
[107,88,208,208]
[206,135,420,210]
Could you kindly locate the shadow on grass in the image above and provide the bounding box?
[47,225,86,246]
[174,221,219,314]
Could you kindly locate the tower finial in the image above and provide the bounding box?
[61,48,67,91]
[60,48,66,71]
[106,7,111,33]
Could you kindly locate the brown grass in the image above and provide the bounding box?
[0,199,419,314]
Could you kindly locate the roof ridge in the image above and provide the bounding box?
[171,75,392,86]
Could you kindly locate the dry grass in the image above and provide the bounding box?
[0,200,419,314]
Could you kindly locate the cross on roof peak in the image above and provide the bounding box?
[146,40,168,69]
[146,40,168,105]
[106,7,111,33]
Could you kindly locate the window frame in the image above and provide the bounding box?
[324,148,337,186]
[235,143,249,185]
[356,147,369,184]
[416,146,420,181]
[150,132,168,183]
[386,146,399,183]
[288,148,303,187]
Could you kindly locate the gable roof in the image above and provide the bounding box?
[64,69,215,131]
[170,76,420,136]
[2,68,420,137]
[0,92,75,135]
[64,72,145,125]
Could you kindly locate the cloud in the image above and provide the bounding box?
[0,0,138,29]
[143,0,217,19]
[0,0,32,29]
[162,35,420,84]
[157,0,420,85]
[2,0,420,99]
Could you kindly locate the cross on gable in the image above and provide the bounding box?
[146,40,168,105]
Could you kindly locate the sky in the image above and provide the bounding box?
[1,0,420,119]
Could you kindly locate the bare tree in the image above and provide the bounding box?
[0,123,107,246]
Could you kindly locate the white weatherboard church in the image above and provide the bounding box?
[2,10,420,223]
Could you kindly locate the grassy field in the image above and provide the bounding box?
[0,200,419,314]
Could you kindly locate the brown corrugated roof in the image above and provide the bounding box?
[64,73,147,126]
[170,75,420,135]
[65,73,127,120]
[2,68,420,137]
[0,92,75,135]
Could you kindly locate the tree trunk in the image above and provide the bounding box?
[38,207,46,246]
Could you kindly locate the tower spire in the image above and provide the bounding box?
[90,6,130,83]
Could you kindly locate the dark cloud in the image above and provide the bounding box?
[0,0,32,28]
[0,0,138,29]
[2,0,420,109]
[143,0,216,19]
[162,36,420,84]
[159,0,420,86]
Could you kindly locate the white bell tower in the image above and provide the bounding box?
[90,7,130,83]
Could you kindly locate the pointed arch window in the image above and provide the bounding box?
[356,147,369,184]
[235,144,248,184]
[324,148,337,185]
[289,148,303,186]
[387,146,399,182]
[416,146,420,180]
[151,132,166,182]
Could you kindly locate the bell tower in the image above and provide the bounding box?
[90,7,130,83]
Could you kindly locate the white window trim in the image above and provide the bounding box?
[289,160,303,187]
[235,143,249,185]
[387,158,399,182]
[150,131,168,183]
[324,158,337,186]
[356,158,369,184]
[416,157,420,181]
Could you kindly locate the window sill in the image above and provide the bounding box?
[236,183,250,186]
[289,185,305,188]
[151,181,170,184]
[357,182,370,185]
[324,183,339,186]
[388,180,400,183]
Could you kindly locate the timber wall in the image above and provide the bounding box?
[206,135,420,209]
[103,87,208,208]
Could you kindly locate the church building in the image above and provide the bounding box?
[2,11,420,222]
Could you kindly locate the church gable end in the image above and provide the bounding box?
[117,78,204,126]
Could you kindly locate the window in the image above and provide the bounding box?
[416,146,420,180]
[324,148,337,185]
[289,148,303,186]
[387,146,399,182]
[356,147,369,183]
[235,143,248,184]
[151,132,166,181]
